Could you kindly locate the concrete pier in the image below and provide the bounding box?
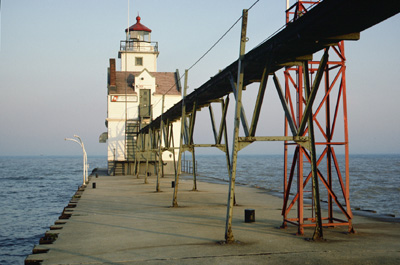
[26,171,400,264]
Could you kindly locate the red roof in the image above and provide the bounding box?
[125,15,152,33]
[110,71,180,96]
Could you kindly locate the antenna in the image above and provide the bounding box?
[0,0,2,51]
[126,0,130,41]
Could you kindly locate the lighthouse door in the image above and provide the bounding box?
[139,89,151,119]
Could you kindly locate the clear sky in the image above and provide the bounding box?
[0,0,399,156]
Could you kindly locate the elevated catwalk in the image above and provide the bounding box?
[135,0,400,242]
[141,0,400,128]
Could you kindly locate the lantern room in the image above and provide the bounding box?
[125,15,152,42]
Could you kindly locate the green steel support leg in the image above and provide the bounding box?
[188,101,197,191]
[298,50,329,135]
[156,131,162,192]
[156,96,165,192]
[144,132,150,184]
[303,61,324,240]
[191,148,197,191]
[136,155,141,178]
[136,134,141,178]
[249,59,270,137]
[221,97,234,205]
[209,105,218,144]
[217,97,230,144]
[133,155,138,177]
[225,9,248,243]
[172,127,183,207]
[171,124,178,180]
[152,131,158,185]
[173,69,188,207]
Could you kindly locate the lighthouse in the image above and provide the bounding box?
[119,15,158,72]
[102,15,182,175]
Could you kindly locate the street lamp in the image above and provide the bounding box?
[73,135,88,183]
[65,135,88,185]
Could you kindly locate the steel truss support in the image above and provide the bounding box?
[279,1,353,237]
[134,125,165,189]
[134,126,157,185]
[282,42,353,235]
[171,65,237,207]
[171,74,233,209]
[129,0,400,244]
[138,5,352,243]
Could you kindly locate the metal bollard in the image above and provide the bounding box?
[171,181,175,188]
[92,182,96,189]
[245,209,255,223]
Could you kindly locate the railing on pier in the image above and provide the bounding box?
[181,160,197,175]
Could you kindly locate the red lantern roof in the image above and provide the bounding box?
[125,15,152,33]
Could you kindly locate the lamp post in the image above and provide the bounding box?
[65,136,88,185]
[73,135,88,183]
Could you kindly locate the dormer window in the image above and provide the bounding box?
[135,57,143,66]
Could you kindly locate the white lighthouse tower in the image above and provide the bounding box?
[119,15,158,72]
[102,15,182,175]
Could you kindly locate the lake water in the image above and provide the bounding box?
[191,154,400,219]
[0,156,107,264]
[0,154,399,264]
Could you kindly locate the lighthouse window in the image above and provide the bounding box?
[135,57,143,66]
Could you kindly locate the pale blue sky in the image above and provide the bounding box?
[0,0,399,156]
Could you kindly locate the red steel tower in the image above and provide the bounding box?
[282,0,353,235]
